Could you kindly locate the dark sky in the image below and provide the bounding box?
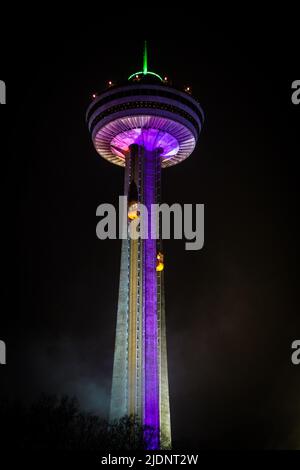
[0,29,299,449]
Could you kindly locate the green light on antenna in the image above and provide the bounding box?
[128,41,163,82]
[143,41,148,74]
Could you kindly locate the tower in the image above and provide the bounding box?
[86,42,204,450]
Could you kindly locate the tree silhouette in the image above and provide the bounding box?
[0,394,166,451]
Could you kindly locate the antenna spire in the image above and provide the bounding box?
[143,40,148,75]
[128,41,163,82]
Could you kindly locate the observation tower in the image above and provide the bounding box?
[86,42,204,449]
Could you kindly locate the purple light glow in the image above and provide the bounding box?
[93,115,196,168]
[111,128,179,158]
[143,149,160,450]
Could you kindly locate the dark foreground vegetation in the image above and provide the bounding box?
[0,394,161,451]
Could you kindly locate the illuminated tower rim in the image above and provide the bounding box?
[86,84,204,125]
[86,84,204,168]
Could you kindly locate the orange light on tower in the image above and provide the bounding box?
[156,252,164,272]
[128,201,139,220]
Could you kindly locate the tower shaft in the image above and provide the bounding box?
[109,144,171,449]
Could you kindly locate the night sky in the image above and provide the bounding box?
[1,30,299,450]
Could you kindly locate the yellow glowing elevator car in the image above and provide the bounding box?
[128,180,140,220]
[128,201,139,220]
[156,252,164,272]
